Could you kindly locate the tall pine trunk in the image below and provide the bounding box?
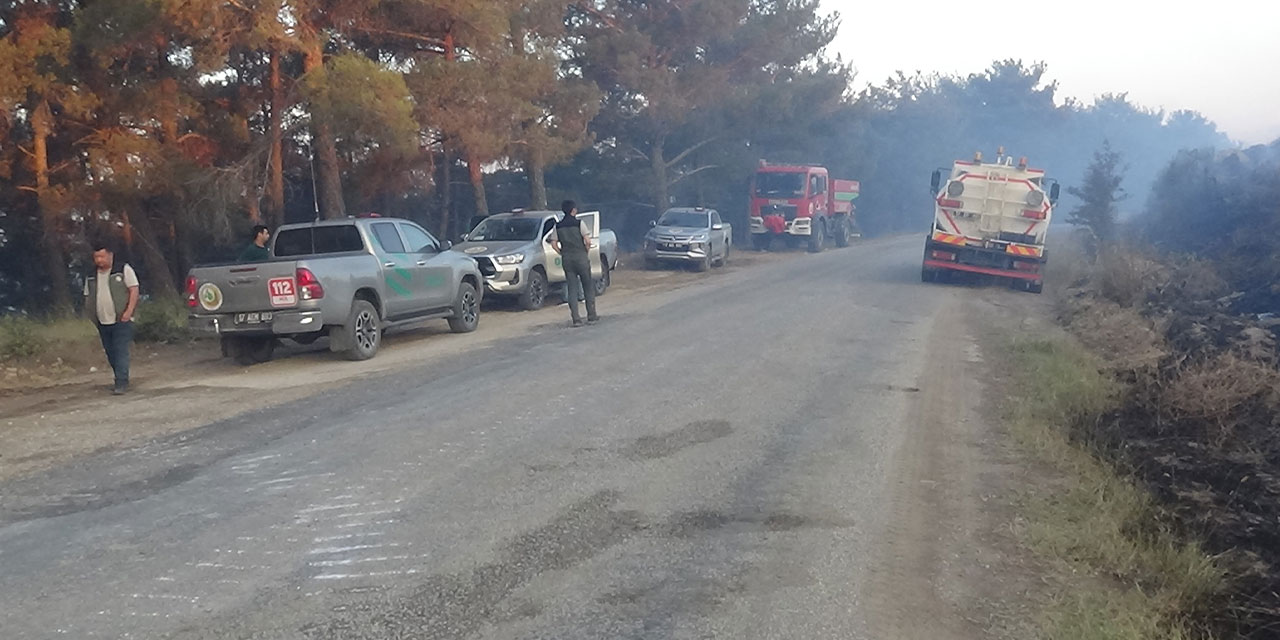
[266,48,285,227]
[467,153,489,218]
[440,143,453,238]
[528,146,548,210]
[155,40,186,287]
[303,38,346,219]
[125,207,179,300]
[651,132,669,214]
[30,99,72,314]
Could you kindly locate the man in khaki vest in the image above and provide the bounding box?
[84,242,140,395]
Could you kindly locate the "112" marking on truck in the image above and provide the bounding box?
[268,277,297,307]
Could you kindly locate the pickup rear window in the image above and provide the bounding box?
[275,225,365,257]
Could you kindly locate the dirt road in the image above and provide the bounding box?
[0,236,1044,639]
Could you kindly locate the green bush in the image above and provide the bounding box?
[133,299,191,343]
[0,315,48,361]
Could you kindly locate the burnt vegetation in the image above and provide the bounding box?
[1059,141,1280,637]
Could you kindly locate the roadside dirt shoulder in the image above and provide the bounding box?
[864,283,1075,639]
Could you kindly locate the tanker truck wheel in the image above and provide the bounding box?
[752,234,771,251]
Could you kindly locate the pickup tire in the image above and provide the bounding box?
[695,249,711,272]
[447,282,480,333]
[718,241,730,266]
[594,259,610,296]
[230,336,275,366]
[342,299,381,361]
[520,268,549,310]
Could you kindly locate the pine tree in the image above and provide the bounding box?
[1067,141,1127,246]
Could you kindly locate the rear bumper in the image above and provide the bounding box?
[925,238,1044,282]
[188,310,325,336]
[923,260,1041,281]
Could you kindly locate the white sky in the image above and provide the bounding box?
[825,0,1280,145]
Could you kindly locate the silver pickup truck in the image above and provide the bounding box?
[643,207,732,271]
[453,210,618,310]
[186,216,483,364]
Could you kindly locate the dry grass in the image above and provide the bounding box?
[1166,352,1280,443]
[1005,338,1224,640]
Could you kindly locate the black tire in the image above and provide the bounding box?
[834,216,850,247]
[752,234,771,251]
[232,336,275,366]
[695,248,711,272]
[807,221,826,253]
[343,299,381,361]
[594,259,610,296]
[1027,281,1044,294]
[921,267,936,283]
[447,282,480,333]
[519,268,548,310]
[719,241,730,266]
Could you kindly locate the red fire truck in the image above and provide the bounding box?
[748,161,860,252]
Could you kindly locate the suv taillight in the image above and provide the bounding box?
[185,276,198,308]
[296,268,324,300]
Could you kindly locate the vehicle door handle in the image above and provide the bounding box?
[383,261,396,268]
[415,260,427,266]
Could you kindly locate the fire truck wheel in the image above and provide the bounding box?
[752,235,771,251]
[1027,281,1043,294]
[834,217,851,247]
[921,266,936,283]
[807,221,826,253]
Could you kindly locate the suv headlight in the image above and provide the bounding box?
[494,253,525,265]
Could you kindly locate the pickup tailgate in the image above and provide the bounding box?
[189,261,300,314]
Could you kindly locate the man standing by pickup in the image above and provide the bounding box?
[549,200,598,327]
[84,242,140,395]
[238,224,271,263]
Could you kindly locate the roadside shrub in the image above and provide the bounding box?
[133,299,191,343]
[0,315,48,361]
[1165,352,1280,444]
[1096,247,1169,308]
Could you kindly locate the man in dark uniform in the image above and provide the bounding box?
[238,225,271,262]
[549,200,598,327]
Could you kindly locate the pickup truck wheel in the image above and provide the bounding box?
[695,250,711,272]
[343,300,381,360]
[448,282,481,333]
[594,261,610,296]
[519,269,548,310]
[720,242,730,266]
[233,336,275,366]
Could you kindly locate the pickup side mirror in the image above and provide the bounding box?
[440,239,453,251]
[460,233,469,242]
[649,220,657,228]
[711,223,724,231]
[1048,182,1061,205]
[930,169,942,195]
